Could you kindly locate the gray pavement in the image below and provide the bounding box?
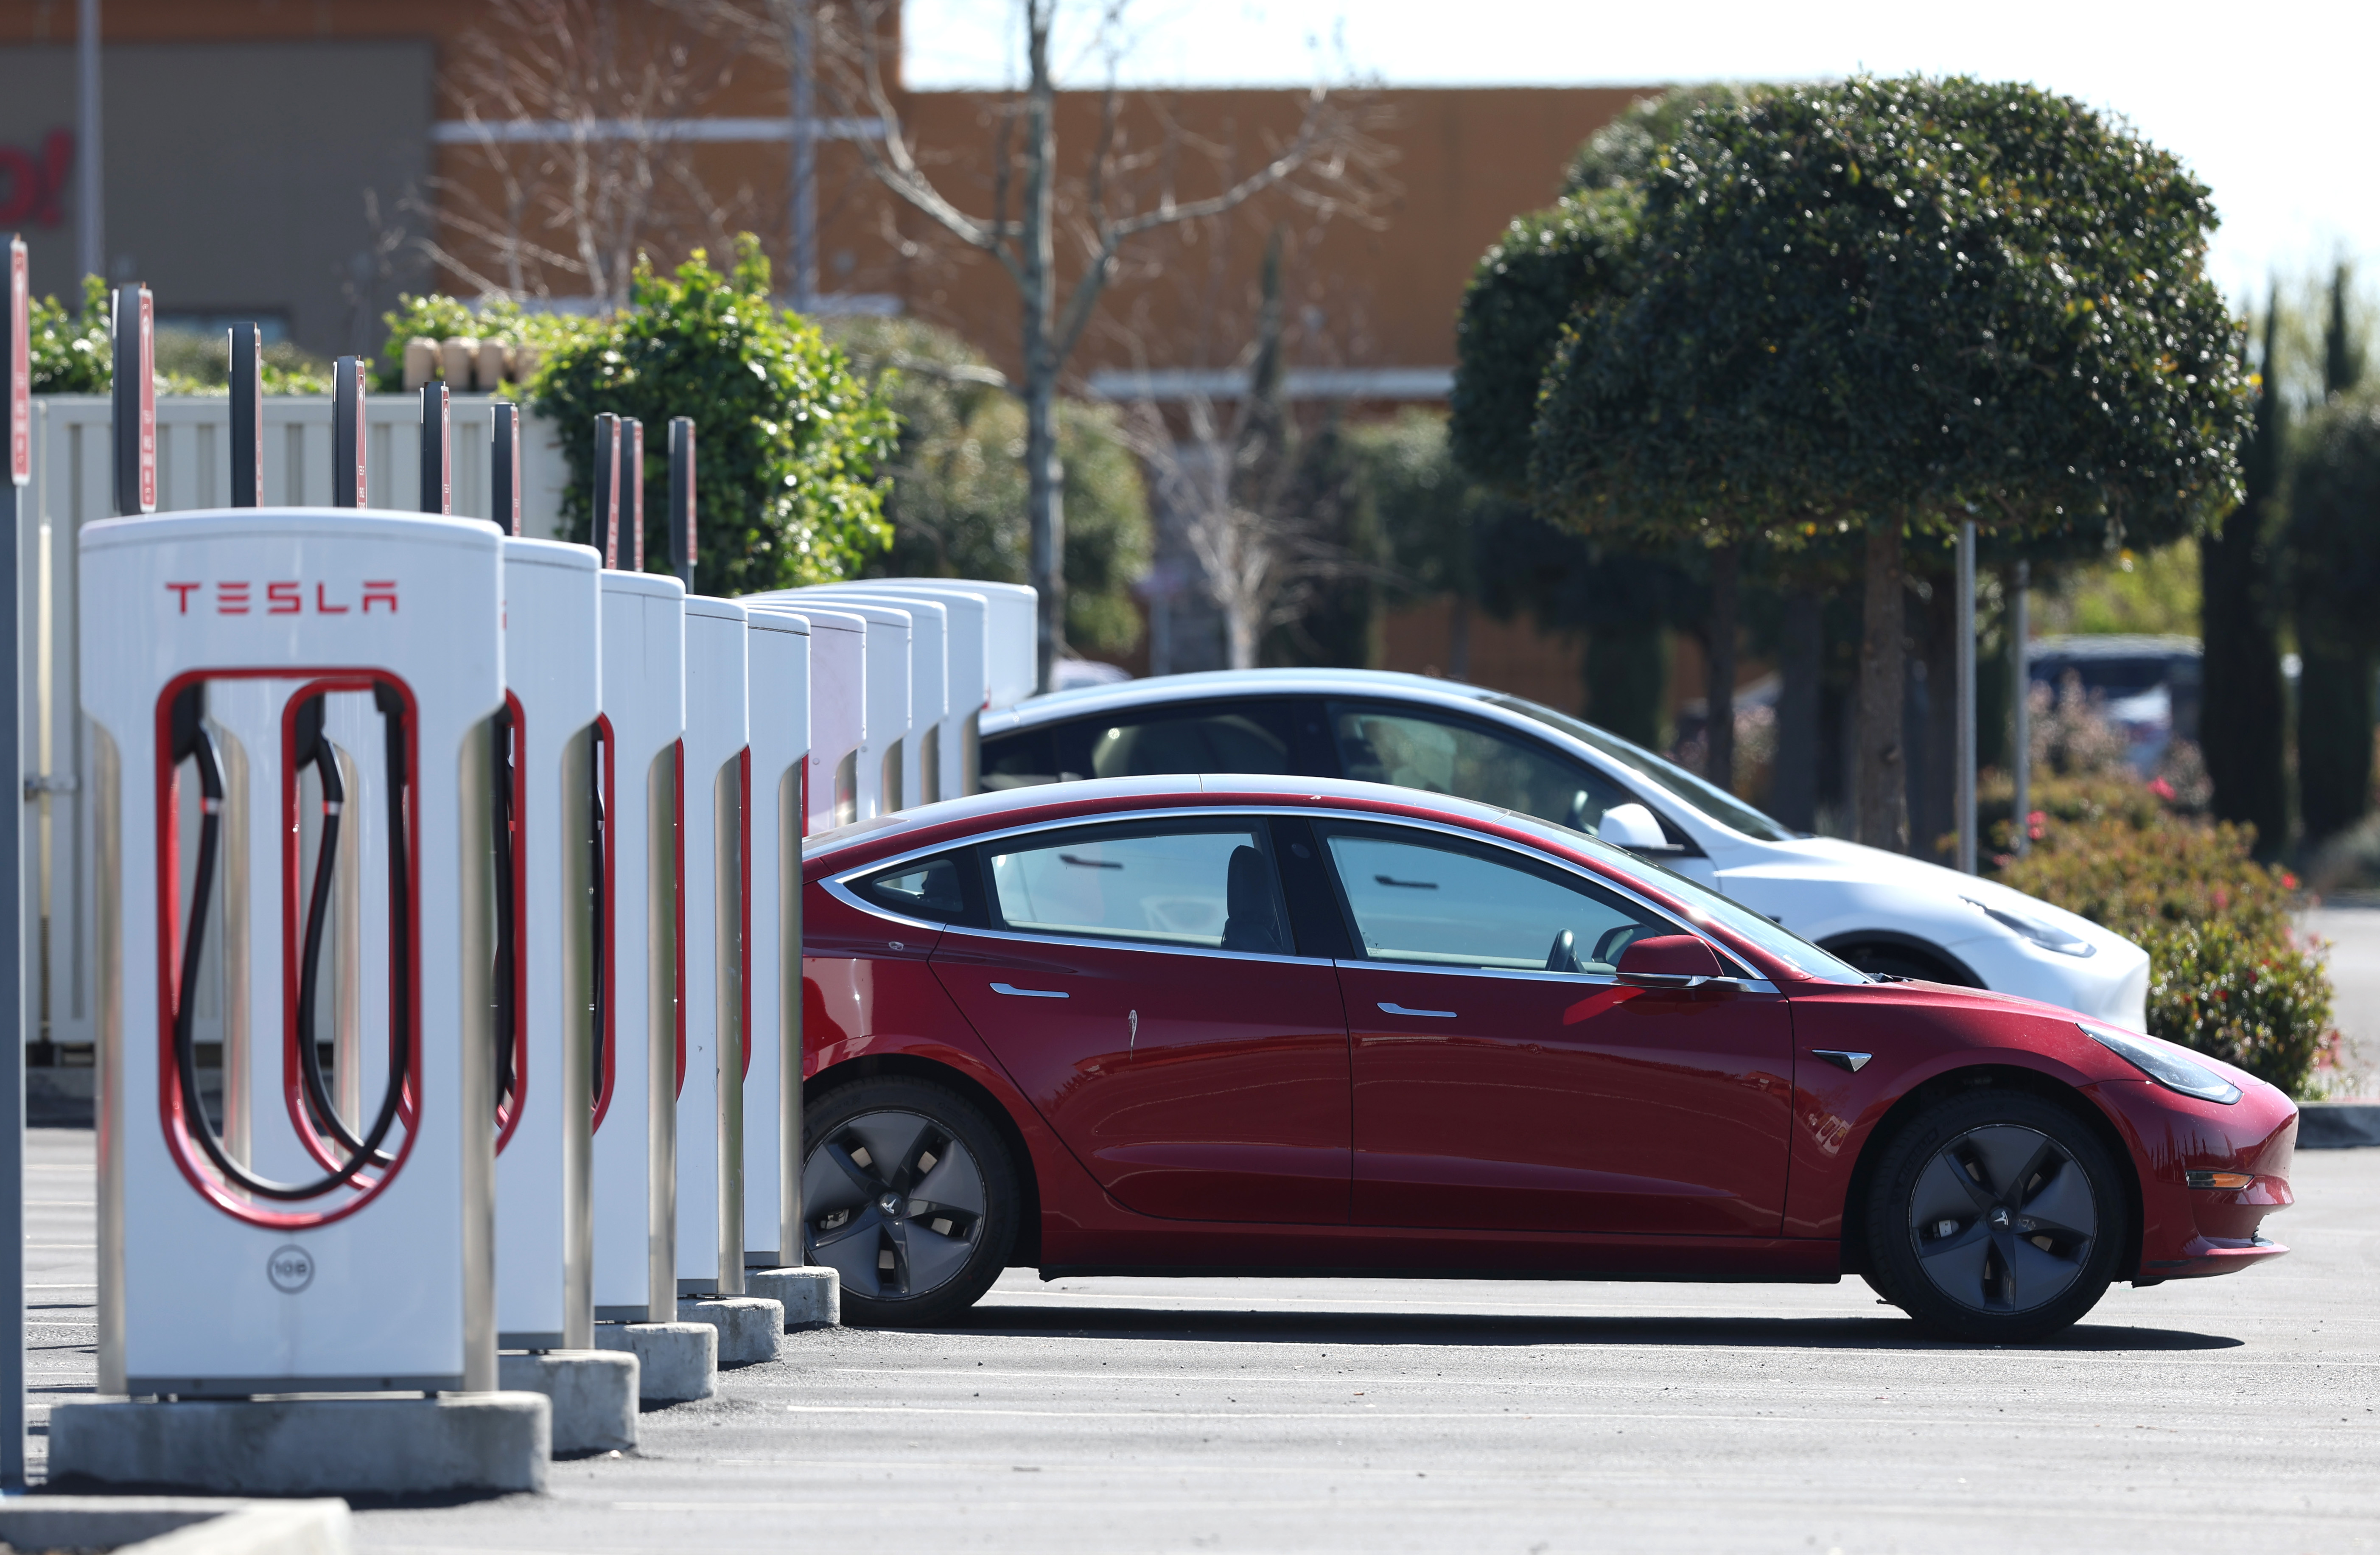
[17,1128,2380,1552]
[2302,906,2380,1097]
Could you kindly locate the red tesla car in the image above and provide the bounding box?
[797,776,2297,1342]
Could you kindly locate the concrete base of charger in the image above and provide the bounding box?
[676,1297,784,1365]
[0,1496,352,1555]
[594,1322,716,1402]
[746,1266,840,1329]
[498,1350,638,1453]
[46,1394,549,1497]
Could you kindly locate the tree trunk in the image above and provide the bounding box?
[1447,593,1472,683]
[1588,619,1668,751]
[1770,588,1822,832]
[1856,518,1909,852]
[1021,5,1065,693]
[1918,577,1960,862]
[1704,542,1739,792]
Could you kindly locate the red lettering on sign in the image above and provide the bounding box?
[215,582,250,616]
[361,581,397,614]
[165,582,199,614]
[315,583,349,614]
[267,581,301,615]
[0,131,73,230]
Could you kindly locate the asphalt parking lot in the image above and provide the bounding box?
[18,1127,2379,1554]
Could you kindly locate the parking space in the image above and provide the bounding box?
[22,1128,2377,1552]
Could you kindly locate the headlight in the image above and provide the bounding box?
[1965,896,2095,957]
[2080,1022,2241,1104]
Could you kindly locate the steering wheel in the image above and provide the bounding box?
[1545,928,1586,974]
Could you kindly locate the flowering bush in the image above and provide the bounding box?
[1996,811,2333,1096]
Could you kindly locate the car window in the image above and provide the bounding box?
[1071,701,1297,781]
[1317,823,1671,974]
[1325,701,1635,835]
[1487,694,1796,842]
[980,727,1064,790]
[985,821,1291,955]
[854,853,970,922]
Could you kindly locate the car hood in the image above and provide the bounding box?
[1716,834,2127,952]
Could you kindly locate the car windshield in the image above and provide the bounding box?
[1487,806,1867,983]
[1487,695,1799,843]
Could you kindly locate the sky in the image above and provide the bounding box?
[904,0,2374,304]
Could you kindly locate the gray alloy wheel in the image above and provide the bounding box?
[1906,1124,2098,1314]
[800,1076,1019,1326]
[1867,1089,2125,1342]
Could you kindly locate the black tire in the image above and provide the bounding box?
[800,1076,1021,1328]
[1865,1089,2127,1343]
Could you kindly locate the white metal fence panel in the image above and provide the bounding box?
[20,394,571,1047]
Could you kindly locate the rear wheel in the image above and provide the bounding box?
[800,1077,1020,1327]
[1865,1090,2126,1343]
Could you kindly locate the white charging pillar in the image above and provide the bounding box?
[835,602,911,816]
[82,510,504,1395]
[676,597,749,1297]
[882,578,1038,712]
[792,590,949,808]
[494,538,601,1350]
[785,607,865,834]
[812,586,988,800]
[740,611,807,1266]
[591,570,686,1323]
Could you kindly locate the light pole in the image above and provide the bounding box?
[786,0,818,312]
[77,0,103,284]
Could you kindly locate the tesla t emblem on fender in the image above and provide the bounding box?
[1377,1002,1456,1019]
[1813,1050,1873,1073]
[991,982,1068,999]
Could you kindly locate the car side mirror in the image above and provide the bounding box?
[1597,802,1677,853]
[1616,934,1725,987]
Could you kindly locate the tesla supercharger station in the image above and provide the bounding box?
[77,510,521,1414]
[820,602,911,817]
[589,570,684,1329]
[737,611,806,1271]
[675,598,749,1300]
[786,590,951,808]
[806,585,989,800]
[491,539,599,1350]
[884,578,1039,712]
[771,606,865,834]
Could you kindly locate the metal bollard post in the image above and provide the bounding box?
[669,417,696,592]
[228,324,262,507]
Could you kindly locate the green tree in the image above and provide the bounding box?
[532,237,898,596]
[2288,274,2377,845]
[1532,78,2249,851]
[825,316,1151,657]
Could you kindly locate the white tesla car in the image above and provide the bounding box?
[975,668,2149,1026]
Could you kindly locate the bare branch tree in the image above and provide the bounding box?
[666,0,1390,689]
[417,0,760,307]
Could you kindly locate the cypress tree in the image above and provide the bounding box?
[2202,296,2292,855]
[2291,266,2373,844]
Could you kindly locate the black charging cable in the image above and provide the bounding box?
[168,683,412,1200]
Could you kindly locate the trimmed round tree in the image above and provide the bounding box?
[534,237,899,596]
[1530,77,2249,851]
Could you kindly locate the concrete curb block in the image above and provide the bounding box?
[746,1267,840,1330]
[47,1395,549,1497]
[2300,1102,2380,1149]
[595,1322,716,1402]
[0,1497,351,1555]
[498,1350,638,1454]
[677,1298,785,1365]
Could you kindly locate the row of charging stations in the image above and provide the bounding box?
[73,305,1042,1439]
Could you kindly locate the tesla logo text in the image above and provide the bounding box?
[166,580,398,616]
[0,131,73,229]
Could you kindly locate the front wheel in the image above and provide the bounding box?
[1865,1090,2127,1343]
[800,1076,1020,1327]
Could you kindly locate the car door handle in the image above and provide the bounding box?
[991,982,1070,999]
[1377,1001,1456,1019]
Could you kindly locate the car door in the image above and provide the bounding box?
[929,814,1351,1225]
[1313,819,1793,1237]
[1318,699,1718,885]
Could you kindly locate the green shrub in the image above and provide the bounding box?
[31,274,331,395]
[531,237,897,596]
[374,293,593,391]
[1996,813,2333,1096]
